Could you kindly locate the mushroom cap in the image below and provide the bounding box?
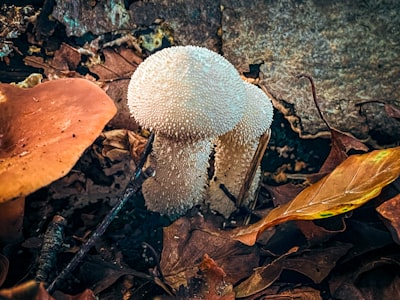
[225,81,274,144]
[127,45,246,141]
[0,78,117,203]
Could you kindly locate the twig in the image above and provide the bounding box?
[296,73,332,130]
[47,132,155,294]
[237,129,271,208]
[220,184,238,204]
[35,215,67,284]
[141,242,164,280]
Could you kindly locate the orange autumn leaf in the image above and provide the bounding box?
[231,147,400,246]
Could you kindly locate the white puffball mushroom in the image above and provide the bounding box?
[127,45,246,218]
[207,81,274,217]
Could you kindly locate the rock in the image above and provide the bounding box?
[221,0,400,145]
[129,0,221,52]
[52,0,132,37]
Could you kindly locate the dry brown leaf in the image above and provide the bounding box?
[0,253,9,287]
[0,281,48,300]
[234,247,298,298]
[88,48,141,81]
[385,103,400,119]
[101,129,147,164]
[274,286,322,300]
[51,42,81,71]
[307,129,368,184]
[281,242,352,284]
[160,214,259,291]
[296,217,347,245]
[51,289,96,300]
[267,183,306,207]
[198,254,235,300]
[329,253,400,300]
[231,147,400,246]
[377,193,400,244]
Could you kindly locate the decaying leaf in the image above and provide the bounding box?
[385,103,400,120]
[23,43,83,79]
[329,253,400,300]
[51,42,81,71]
[273,286,322,300]
[234,247,298,298]
[197,254,235,300]
[296,217,347,245]
[160,215,259,292]
[231,147,400,246]
[234,242,350,298]
[52,289,96,300]
[377,193,400,245]
[0,253,9,287]
[88,48,141,81]
[101,129,147,163]
[0,281,48,300]
[308,129,369,183]
[281,242,352,284]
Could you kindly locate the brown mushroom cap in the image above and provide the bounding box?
[127,45,246,141]
[0,78,117,203]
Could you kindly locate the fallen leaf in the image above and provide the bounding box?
[281,242,352,284]
[385,103,400,119]
[267,183,305,207]
[77,257,152,295]
[51,289,96,300]
[231,147,400,246]
[275,286,322,300]
[35,283,55,300]
[0,281,49,300]
[329,253,400,300]
[296,217,347,245]
[377,193,400,244]
[160,214,259,291]
[88,48,140,81]
[0,253,9,287]
[51,42,81,71]
[307,129,368,183]
[198,254,235,300]
[234,247,298,298]
[23,56,57,77]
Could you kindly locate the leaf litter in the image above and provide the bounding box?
[1,15,400,300]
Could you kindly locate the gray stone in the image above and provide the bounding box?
[52,0,132,37]
[129,0,222,51]
[221,0,400,145]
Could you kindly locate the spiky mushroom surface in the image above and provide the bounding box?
[127,45,246,217]
[207,82,274,217]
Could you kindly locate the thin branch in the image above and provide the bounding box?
[296,73,332,130]
[47,132,155,294]
[237,129,271,208]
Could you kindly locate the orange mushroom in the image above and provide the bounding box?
[0,78,117,244]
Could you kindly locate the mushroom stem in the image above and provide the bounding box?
[142,134,211,218]
[208,135,262,216]
[207,82,273,217]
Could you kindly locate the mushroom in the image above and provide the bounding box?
[207,81,274,217]
[0,78,116,244]
[127,45,246,218]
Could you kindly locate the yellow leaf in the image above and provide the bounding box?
[231,147,400,246]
